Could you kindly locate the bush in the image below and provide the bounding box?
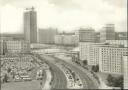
[83,60,88,65]
[91,65,99,72]
[107,74,123,89]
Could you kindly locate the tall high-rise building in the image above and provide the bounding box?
[100,24,115,42]
[75,27,95,42]
[24,7,37,43]
[123,55,128,89]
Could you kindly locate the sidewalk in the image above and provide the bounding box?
[42,69,52,90]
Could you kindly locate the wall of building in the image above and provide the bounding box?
[1,40,30,54]
[76,28,95,42]
[79,42,127,74]
[106,40,128,47]
[100,24,115,42]
[54,34,78,46]
[123,56,128,89]
[99,47,127,74]
[38,28,57,44]
[24,9,37,43]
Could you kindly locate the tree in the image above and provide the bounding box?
[91,65,99,72]
[113,75,123,89]
[83,60,88,65]
[107,74,114,86]
[107,74,123,88]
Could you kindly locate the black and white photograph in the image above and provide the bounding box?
[0,0,127,90]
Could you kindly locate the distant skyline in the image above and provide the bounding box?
[0,0,127,34]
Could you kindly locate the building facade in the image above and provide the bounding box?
[106,40,128,47]
[79,42,127,74]
[79,42,112,65]
[24,7,37,43]
[75,28,95,42]
[79,42,92,61]
[54,34,78,46]
[100,24,115,42]
[99,47,127,74]
[123,55,128,89]
[115,32,127,40]
[38,28,57,44]
[5,40,30,54]
[54,35,64,45]
[95,32,100,43]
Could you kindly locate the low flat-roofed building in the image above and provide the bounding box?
[5,40,30,54]
[55,34,78,46]
[106,40,128,47]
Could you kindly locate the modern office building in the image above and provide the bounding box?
[95,32,100,43]
[75,27,95,42]
[79,42,112,65]
[99,47,127,74]
[115,32,127,40]
[24,7,37,43]
[106,40,128,47]
[0,34,27,55]
[123,55,128,89]
[79,42,127,74]
[54,35,64,45]
[38,28,58,44]
[79,42,104,61]
[63,35,78,46]
[100,24,115,42]
[0,34,24,40]
[54,34,78,46]
[0,40,5,55]
[5,40,30,53]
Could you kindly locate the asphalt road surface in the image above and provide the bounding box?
[42,55,98,89]
[37,55,67,89]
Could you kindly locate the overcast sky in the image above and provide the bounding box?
[0,0,127,34]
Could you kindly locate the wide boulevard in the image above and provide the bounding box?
[39,54,99,89]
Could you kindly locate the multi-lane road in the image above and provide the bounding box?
[39,54,99,89]
[36,54,67,89]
